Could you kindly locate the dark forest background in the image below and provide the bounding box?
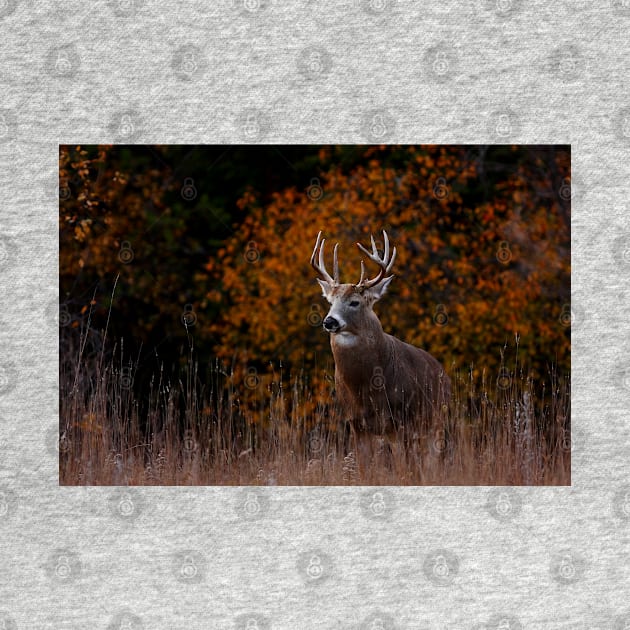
[60,145,571,426]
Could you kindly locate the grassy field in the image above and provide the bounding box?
[59,327,570,486]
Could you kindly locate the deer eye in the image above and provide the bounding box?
[349,300,360,307]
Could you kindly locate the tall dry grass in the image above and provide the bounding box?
[59,321,570,485]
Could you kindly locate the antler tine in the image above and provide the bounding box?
[356,230,397,288]
[358,260,366,285]
[310,230,321,262]
[310,230,323,271]
[310,231,336,285]
[333,243,339,283]
[382,230,390,265]
[318,237,330,280]
[382,230,396,274]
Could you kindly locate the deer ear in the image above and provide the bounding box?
[368,275,394,302]
[316,278,334,303]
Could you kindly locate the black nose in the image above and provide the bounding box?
[323,316,339,332]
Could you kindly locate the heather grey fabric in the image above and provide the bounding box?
[1,1,629,628]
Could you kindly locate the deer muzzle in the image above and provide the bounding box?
[323,316,341,333]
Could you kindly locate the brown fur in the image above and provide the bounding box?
[326,285,451,439]
[311,230,451,448]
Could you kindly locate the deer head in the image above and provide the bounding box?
[310,230,397,345]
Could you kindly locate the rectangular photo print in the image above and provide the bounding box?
[59,145,571,485]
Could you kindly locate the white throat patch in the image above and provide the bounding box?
[331,331,359,347]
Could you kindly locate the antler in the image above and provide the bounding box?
[356,230,397,288]
[310,231,340,284]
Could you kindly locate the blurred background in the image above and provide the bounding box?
[59,144,571,428]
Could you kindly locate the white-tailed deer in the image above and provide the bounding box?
[311,230,451,451]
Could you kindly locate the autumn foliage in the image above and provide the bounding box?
[60,145,570,431]
[203,146,570,421]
